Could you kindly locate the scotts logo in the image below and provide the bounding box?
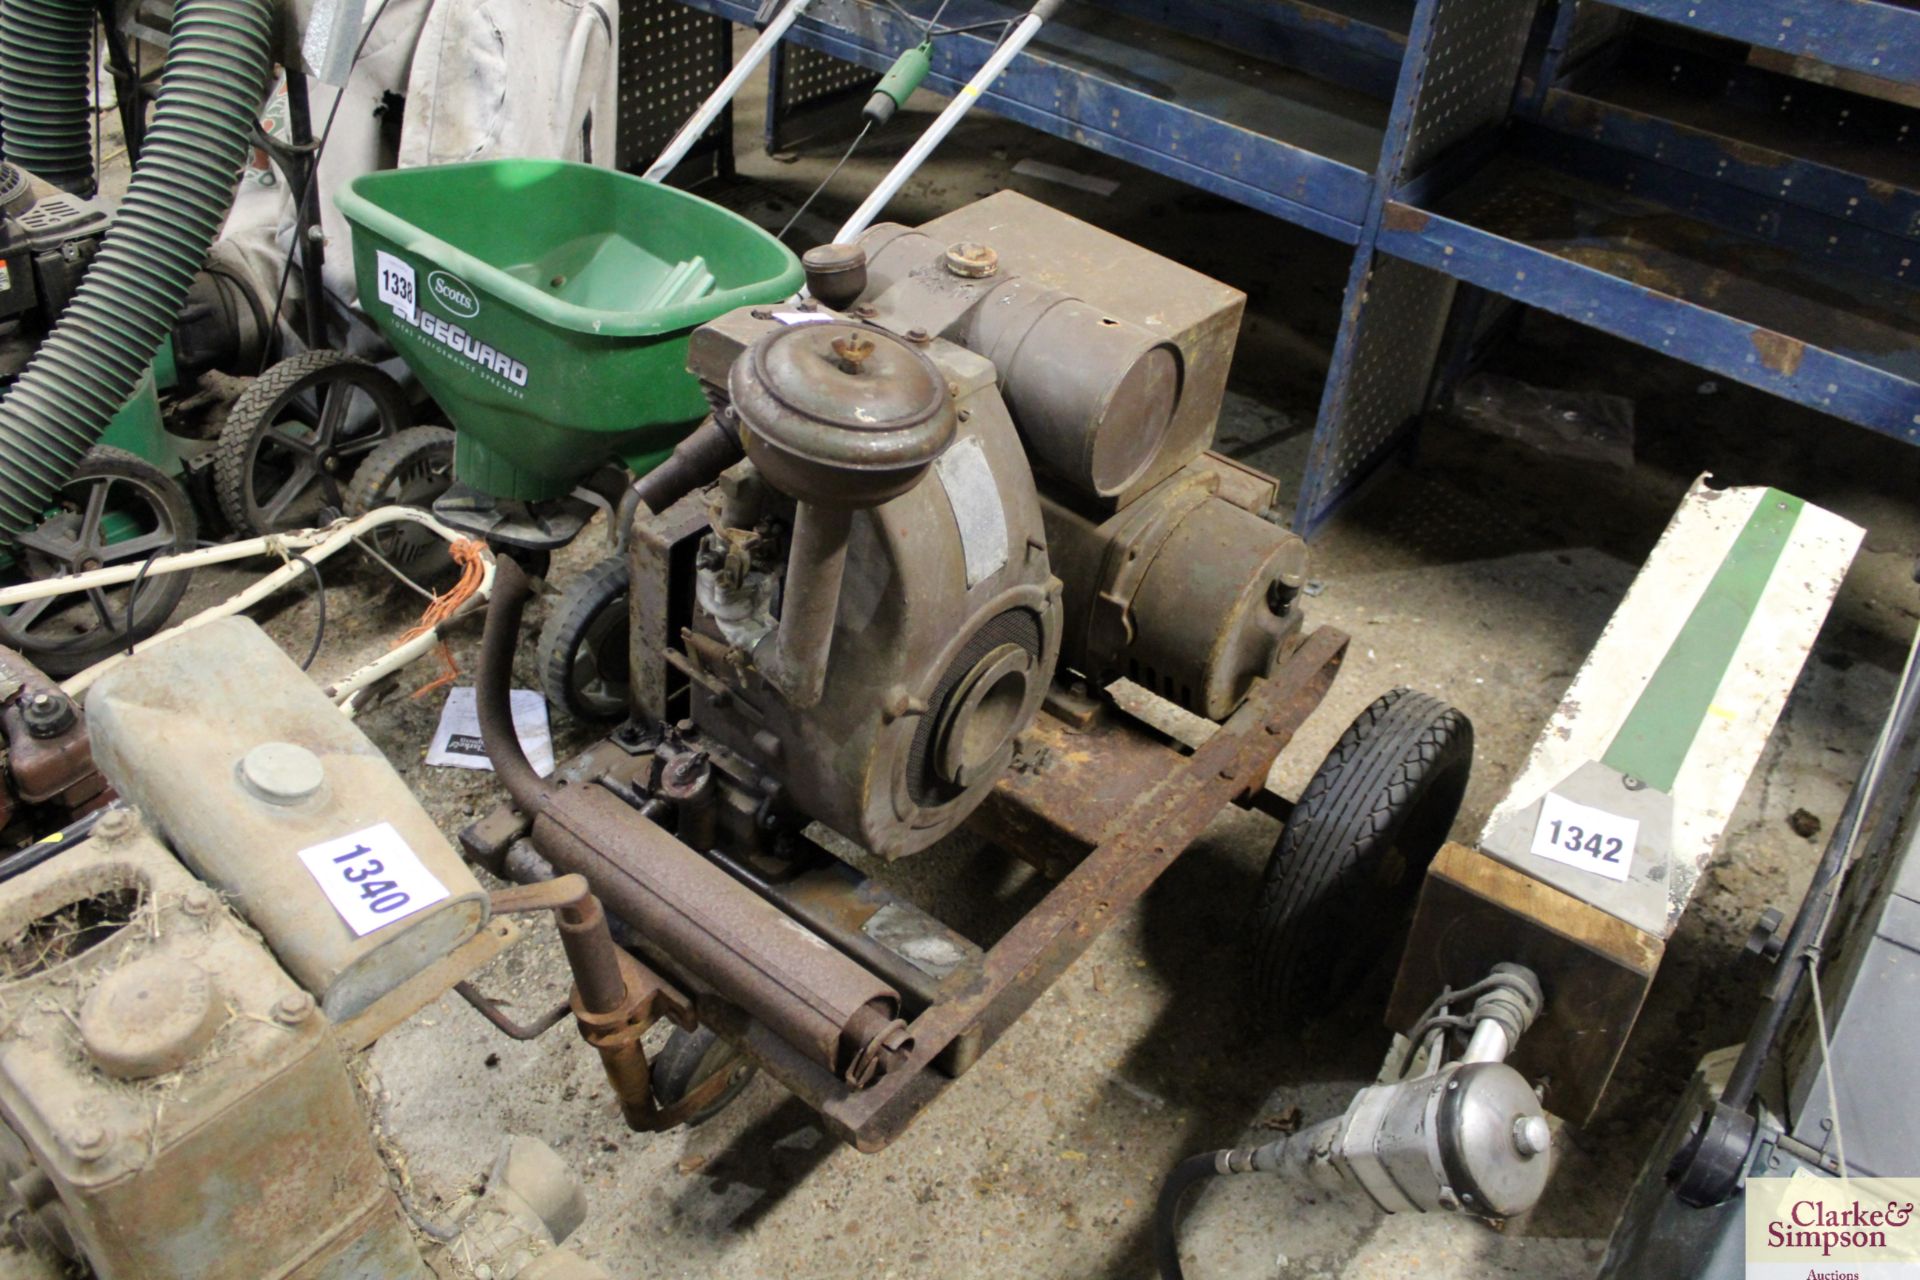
[427,270,479,318]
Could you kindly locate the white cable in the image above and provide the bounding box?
[52,508,493,700]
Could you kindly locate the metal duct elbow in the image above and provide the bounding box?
[0,0,273,537]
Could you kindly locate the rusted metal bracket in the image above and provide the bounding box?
[473,875,715,1131]
[705,625,1349,1151]
[333,918,520,1053]
[452,982,572,1041]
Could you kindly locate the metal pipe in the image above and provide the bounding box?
[282,69,331,353]
[1461,1019,1509,1065]
[454,982,573,1040]
[476,557,560,815]
[833,0,1061,244]
[756,502,851,709]
[632,416,744,518]
[642,0,818,183]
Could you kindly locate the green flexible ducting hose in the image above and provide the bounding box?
[0,0,96,195]
[0,0,272,538]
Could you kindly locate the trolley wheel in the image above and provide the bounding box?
[0,447,198,677]
[214,349,410,535]
[536,553,629,721]
[1248,688,1473,1020]
[653,1026,758,1127]
[343,425,458,589]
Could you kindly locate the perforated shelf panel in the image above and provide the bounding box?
[779,43,878,112]
[1395,0,1539,181]
[1297,254,1457,533]
[617,0,732,174]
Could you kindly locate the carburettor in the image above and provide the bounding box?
[629,192,1310,861]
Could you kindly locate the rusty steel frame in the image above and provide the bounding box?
[710,625,1348,1151]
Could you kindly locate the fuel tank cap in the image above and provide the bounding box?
[730,321,956,508]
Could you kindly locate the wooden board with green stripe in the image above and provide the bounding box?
[1480,478,1863,939]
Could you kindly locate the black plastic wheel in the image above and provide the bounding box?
[536,553,630,721]
[0,447,198,677]
[343,425,458,589]
[214,349,410,535]
[1248,688,1473,1020]
[653,1026,758,1126]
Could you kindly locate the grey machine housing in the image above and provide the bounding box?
[630,191,1309,861]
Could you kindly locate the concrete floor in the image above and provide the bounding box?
[215,73,1920,1280]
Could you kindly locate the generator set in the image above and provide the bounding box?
[466,194,1349,1146]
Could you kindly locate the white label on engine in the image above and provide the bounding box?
[375,250,417,324]
[935,435,1008,588]
[296,821,449,936]
[1529,792,1637,883]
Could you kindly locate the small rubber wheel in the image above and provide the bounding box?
[0,447,198,677]
[1248,688,1473,1019]
[215,349,410,535]
[343,425,458,589]
[653,1026,758,1127]
[537,553,630,720]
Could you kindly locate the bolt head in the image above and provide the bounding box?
[272,991,317,1026]
[943,241,998,278]
[20,690,77,739]
[182,886,217,917]
[68,1122,111,1161]
[1512,1114,1551,1158]
[94,809,134,841]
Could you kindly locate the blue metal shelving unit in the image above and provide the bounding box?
[1303,0,1920,530]
[651,0,1920,534]
[1601,0,1920,85]
[677,0,1405,243]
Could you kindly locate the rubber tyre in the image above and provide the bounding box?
[1248,688,1473,1020]
[537,553,630,721]
[0,447,198,678]
[652,1026,758,1127]
[214,349,409,535]
[343,425,458,589]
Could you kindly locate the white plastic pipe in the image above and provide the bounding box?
[643,0,819,183]
[0,506,476,606]
[833,4,1055,244]
[50,508,492,700]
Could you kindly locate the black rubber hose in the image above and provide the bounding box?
[1153,1152,1227,1280]
[0,0,95,194]
[0,0,273,538]
[632,417,745,517]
